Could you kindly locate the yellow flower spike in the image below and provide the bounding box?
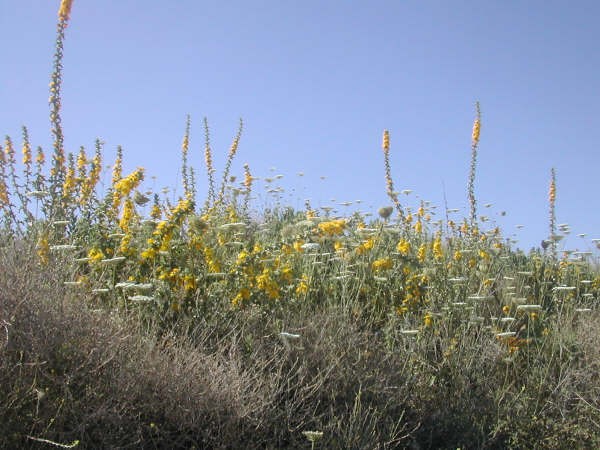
[296,275,309,295]
[372,257,392,271]
[417,244,427,262]
[423,313,433,328]
[58,0,74,22]
[396,239,411,255]
[119,198,136,233]
[478,249,491,262]
[293,240,304,253]
[22,140,32,166]
[382,130,390,152]
[471,114,481,147]
[318,219,347,236]
[36,235,50,265]
[432,235,443,261]
[35,147,45,165]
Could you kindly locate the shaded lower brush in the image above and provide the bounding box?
[1,242,599,449]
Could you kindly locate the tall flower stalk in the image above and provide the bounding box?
[468,102,481,228]
[216,118,243,207]
[203,117,216,208]
[548,167,557,259]
[181,115,192,201]
[382,129,403,220]
[48,0,75,218]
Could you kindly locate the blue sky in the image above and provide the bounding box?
[2,0,599,253]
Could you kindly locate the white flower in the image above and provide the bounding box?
[128,295,156,302]
[280,332,301,339]
[50,244,78,252]
[303,431,324,443]
[516,305,542,312]
[26,190,49,198]
[552,286,576,292]
[400,329,419,336]
[300,242,320,251]
[496,332,517,338]
[467,295,494,301]
[101,256,126,266]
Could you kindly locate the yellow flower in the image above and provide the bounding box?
[396,239,411,255]
[256,268,280,299]
[432,235,443,260]
[334,240,345,252]
[356,238,375,255]
[472,116,481,146]
[417,244,427,262]
[478,249,491,262]
[306,209,317,220]
[22,142,32,166]
[236,249,250,265]
[119,198,136,232]
[58,0,74,21]
[35,147,45,164]
[119,234,134,255]
[140,247,157,261]
[182,275,197,292]
[293,240,304,253]
[372,257,392,271]
[150,203,162,220]
[232,287,251,307]
[296,275,309,295]
[36,235,50,265]
[453,250,462,262]
[87,247,105,263]
[382,130,390,151]
[281,265,294,282]
[318,219,346,236]
[423,313,433,328]
[414,220,423,234]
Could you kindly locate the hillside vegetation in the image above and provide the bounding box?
[1,2,599,449]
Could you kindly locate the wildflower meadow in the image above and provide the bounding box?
[1,2,599,449]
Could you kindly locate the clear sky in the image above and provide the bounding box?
[2,1,599,253]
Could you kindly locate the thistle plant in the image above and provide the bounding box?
[468,102,481,228]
